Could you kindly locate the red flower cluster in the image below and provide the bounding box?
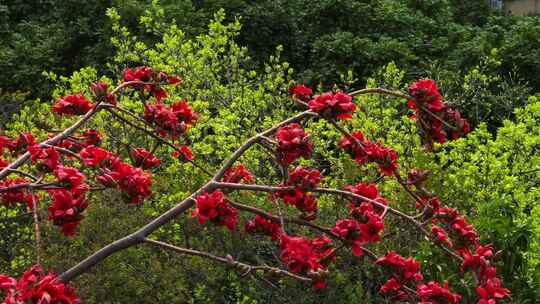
[279,234,333,289]
[276,123,312,165]
[131,147,161,170]
[97,158,152,204]
[332,212,384,256]
[332,219,363,256]
[0,265,79,304]
[6,133,36,155]
[48,190,89,236]
[376,252,424,301]
[172,145,194,162]
[193,190,238,230]
[308,92,356,120]
[223,164,254,183]
[339,131,398,176]
[80,145,112,167]
[54,166,88,194]
[287,166,322,189]
[345,182,388,216]
[143,100,198,139]
[0,178,33,209]
[81,129,102,147]
[90,80,117,105]
[417,281,462,304]
[477,277,510,304]
[28,145,60,172]
[289,84,313,103]
[245,215,281,240]
[407,79,470,149]
[431,224,453,247]
[274,167,322,220]
[434,206,478,247]
[123,66,182,102]
[52,94,93,116]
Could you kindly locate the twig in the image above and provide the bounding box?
[143,238,311,282]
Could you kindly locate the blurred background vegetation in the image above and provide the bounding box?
[1,0,539,302]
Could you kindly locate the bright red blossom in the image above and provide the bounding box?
[172,145,194,162]
[339,131,398,176]
[101,159,152,204]
[287,166,322,189]
[52,94,93,116]
[81,129,102,147]
[8,133,36,155]
[476,277,511,304]
[79,145,113,167]
[223,164,254,183]
[193,190,238,230]
[0,178,33,209]
[48,190,88,236]
[279,234,331,288]
[131,147,161,170]
[245,215,281,240]
[416,281,461,304]
[28,145,60,172]
[407,79,470,149]
[289,84,313,103]
[276,123,312,164]
[0,265,79,304]
[332,219,364,256]
[308,92,356,120]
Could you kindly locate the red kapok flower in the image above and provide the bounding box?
[171,100,199,126]
[0,178,33,209]
[376,252,424,283]
[345,182,387,212]
[193,190,238,230]
[107,160,152,204]
[172,145,194,162]
[245,215,281,240]
[477,277,511,304]
[53,166,88,196]
[79,145,113,167]
[339,131,398,176]
[143,102,183,138]
[276,123,312,165]
[416,281,461,304]
[287,166,322,189]
[131,147,161,170]
[409,79,444,112]
[223,164,253,183]
[308,92,356,120]
[8,133,36,155]
[81,129,102,147]
[332,219,364,256]
[52,94,93,116]
[289,84,313,103]
[275,187,318,220]
[48,190,88,236]
[28,145,60,172]
[359,212,384,244]
[279,234,323,274]
[431,224,453,247]
[0,265,80,304]
[90,80,116,105]
[124,66,153,82]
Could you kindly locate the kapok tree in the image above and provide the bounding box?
[0,67,510,303]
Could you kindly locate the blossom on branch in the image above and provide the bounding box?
[193,190,238,230]
[0,265,79,304]
[48,190,88,236]
[131,147,161,170]
[52,94,93,116]
[339,131,398,176]
[276,123,312,165]
[308,92,356,120]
